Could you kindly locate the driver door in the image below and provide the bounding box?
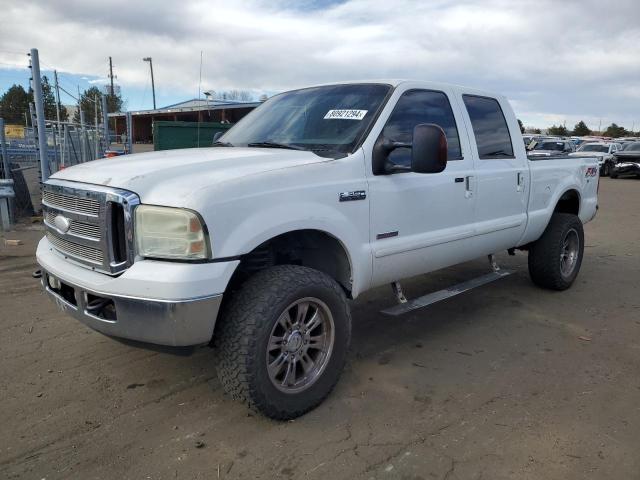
[365,86,479,288]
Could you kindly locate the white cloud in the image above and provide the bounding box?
[2,0,639,128]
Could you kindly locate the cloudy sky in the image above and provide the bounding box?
[1,0,639,130]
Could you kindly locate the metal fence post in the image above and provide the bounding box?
[126,111,133,154]
[101,94,109,153]
[0,118,10,180]
[79,108,87,163]
[30,48,50,183]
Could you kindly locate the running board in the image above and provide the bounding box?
[380,270,513,316]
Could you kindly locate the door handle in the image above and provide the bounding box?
[465,175,475,199]
[517,172,525,192]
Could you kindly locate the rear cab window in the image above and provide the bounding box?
[462,95,514,159]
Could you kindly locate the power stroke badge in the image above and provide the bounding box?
[339,190,367,202]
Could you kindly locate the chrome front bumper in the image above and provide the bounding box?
[40,269,223,347]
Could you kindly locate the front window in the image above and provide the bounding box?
[378,89,463,169]
[219,83,391,157]
[579,144,609,153]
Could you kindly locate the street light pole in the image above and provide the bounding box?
[143,57,156,110]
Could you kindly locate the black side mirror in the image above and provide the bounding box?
[372,123,448,175]
[410,123,448,174]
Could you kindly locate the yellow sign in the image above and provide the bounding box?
[4,124,24,139]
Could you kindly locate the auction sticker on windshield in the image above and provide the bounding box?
[324,109,368,120]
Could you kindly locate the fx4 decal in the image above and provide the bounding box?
[585,167,598,177]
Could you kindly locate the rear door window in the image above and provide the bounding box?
[462,95,514,159]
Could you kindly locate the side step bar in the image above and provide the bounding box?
[381,269,513,317]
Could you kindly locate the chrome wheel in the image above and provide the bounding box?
[266,297,335,394]
[560,228,580,277]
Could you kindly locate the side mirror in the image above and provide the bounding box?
[411,123,448,174]
[372,123,448,175]
[212,131,224,144]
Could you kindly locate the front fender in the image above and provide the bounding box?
[218,200,372,297]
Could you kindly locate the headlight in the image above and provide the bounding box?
[135,205,210,260]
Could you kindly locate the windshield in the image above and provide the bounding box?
[579,144,608,153]
[219,83,391,156]
[622,142,640,151]
[534,141,565,151]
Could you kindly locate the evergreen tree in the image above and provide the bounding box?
[41,76,68,122]
[73,86,124,124]
[547,124,569,136]
[603,123,627,138]
[572,120,591,136]
[0,84,30,124]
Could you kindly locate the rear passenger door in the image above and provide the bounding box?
[459,93,529,251]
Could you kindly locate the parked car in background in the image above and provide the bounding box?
[569,142,621,177]
[620,141,639,150]
[522,134,535,148]
[528,139,575,157]
[611,142,640,178]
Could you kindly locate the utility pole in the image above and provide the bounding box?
[108,56,115,97]
[29,48,50,182]
[143,57,156,109]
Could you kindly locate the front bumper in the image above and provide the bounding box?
[37,237,239,346]
[613,162,640,176]
[40,269,222,346]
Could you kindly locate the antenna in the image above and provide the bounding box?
[197,50,203,148]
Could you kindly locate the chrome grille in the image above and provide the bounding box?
[45,211,101,240]
[47,232,104,264]
[42,180,139,275]
[42,190,101,216]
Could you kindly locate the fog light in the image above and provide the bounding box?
[48,275,61,290]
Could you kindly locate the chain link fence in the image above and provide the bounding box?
[1,121,108,216]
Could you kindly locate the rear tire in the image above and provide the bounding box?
[528,213,584,291]
[214,265,351,420]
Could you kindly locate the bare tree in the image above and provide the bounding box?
[219,90,254,101]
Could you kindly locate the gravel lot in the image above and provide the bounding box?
[1,178,639,480]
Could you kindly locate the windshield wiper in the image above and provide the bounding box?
[247,141,305,151]
[212,141,234,147]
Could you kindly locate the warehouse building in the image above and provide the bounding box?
[108,99,260,143]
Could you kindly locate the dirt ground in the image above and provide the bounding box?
[1,178,639,480]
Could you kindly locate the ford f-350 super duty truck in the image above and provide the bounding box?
[37,80,599,419]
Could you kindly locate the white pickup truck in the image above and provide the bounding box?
[37,80,599,419]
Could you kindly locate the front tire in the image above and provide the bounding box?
[528,213,584,290]
[602,162,610,177]
[214,265,351,420]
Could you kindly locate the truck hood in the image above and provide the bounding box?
[51,147,327,203]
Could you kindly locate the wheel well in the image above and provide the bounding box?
[554,189,580,216]
[226,230,353,297]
